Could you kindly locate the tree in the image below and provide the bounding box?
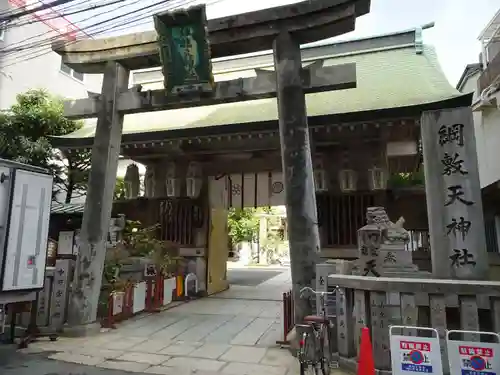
[114,177,127,200]
[0,89,90,202]
[227,208,259,245]
[54,149,92,203]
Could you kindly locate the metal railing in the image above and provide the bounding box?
[478,51,500,94]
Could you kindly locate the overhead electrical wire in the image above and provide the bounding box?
[0,0,78,19]
[1,0,127,32]
[0,0,94,39]
[0,0,172,57]
[0,0,220,69]
[3,0,127,34]
[0,0,83,23]
[2,0,213,65]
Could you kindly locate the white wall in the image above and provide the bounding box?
[460,71,500,189]
[478,107,500,188]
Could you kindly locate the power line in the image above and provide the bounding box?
[0,0,83,23]
[0,0,143,54]
[2,0,127,32]
[2,0,92,38]
[2,0,224,70]
[0,0,210,68]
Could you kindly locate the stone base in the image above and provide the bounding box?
[59,322,102,338]
[377,264,430,278]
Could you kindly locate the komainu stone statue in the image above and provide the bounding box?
[124,163,140,199]
[353,206,426,278]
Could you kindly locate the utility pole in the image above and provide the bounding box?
[273,31,320,325]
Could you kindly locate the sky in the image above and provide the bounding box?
[64,0,500,87]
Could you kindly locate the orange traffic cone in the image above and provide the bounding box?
[357,327,375,375]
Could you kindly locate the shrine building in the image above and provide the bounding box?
[52,26,476,294]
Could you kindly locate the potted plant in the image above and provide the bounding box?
[119,220,185,306]
[100,247,130,326]
[151,240,184,305]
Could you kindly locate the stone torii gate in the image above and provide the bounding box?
[53,0,371,330]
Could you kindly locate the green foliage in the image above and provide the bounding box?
[0,89,90,202]
[119,220,183,276]
[227,208,259,245]
[114,176,127,200]
[389,171,425,188]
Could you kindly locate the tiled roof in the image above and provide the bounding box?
[57,30,461,141]
[51,202,85,215]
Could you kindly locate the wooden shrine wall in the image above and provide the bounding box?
[208,172,286,209]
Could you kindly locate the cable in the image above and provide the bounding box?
[0,0,173,55]
[0,0,201,67]
[1,0,223,69]
[4,0,92,38]
[0,0,146,55]
[1,0,124,32]
[0,0,83,23]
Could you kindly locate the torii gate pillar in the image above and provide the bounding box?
[67,61,130,328]
[274,31,321,325]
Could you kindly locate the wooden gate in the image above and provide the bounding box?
[317,192,376,247]
[207,208,229,295]
[159,198,204,246]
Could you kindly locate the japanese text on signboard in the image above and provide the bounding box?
[399,340,434,373]
[438,123,477,270]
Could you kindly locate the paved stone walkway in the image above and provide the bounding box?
[21,270,347,375]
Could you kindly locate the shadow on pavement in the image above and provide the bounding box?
[0,345,138,375]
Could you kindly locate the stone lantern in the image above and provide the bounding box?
[314,160,328,192]
[368,167,387,190]
[144,165,155,197]
[186,161,203,198]
[339,169,357,192]
[165,162,181,197]
[123,163,140,199]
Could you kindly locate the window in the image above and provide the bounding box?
[485,216,499,253]
[60,59,84,82]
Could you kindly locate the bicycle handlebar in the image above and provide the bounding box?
[299,286,339,298]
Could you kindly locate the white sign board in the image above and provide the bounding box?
[133,282,146,314]
[57,231,74,255]
[2,169,52,291]
[390,326,443,375]
[447,330,500,375]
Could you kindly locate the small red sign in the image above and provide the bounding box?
[400,341,431,352]
[459,345,494,357]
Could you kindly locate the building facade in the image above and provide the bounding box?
[0,0,102,109]
[54,25,474,291]
[457,8,500,258]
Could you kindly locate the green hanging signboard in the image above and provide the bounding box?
[154,5,214,95]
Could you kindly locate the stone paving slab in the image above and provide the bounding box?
[219,346,267,363]
[187,343,231,359]
[158,343,199,356]
[164,356,226,372]
[116,352,170,365]
[97,359,151,372]
[16,269,349,375]
[129,339,173,353]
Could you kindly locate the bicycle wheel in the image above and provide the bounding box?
[320,324,331,375]
[299,331,316,375]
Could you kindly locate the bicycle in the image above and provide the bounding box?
[296,286,340,375]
